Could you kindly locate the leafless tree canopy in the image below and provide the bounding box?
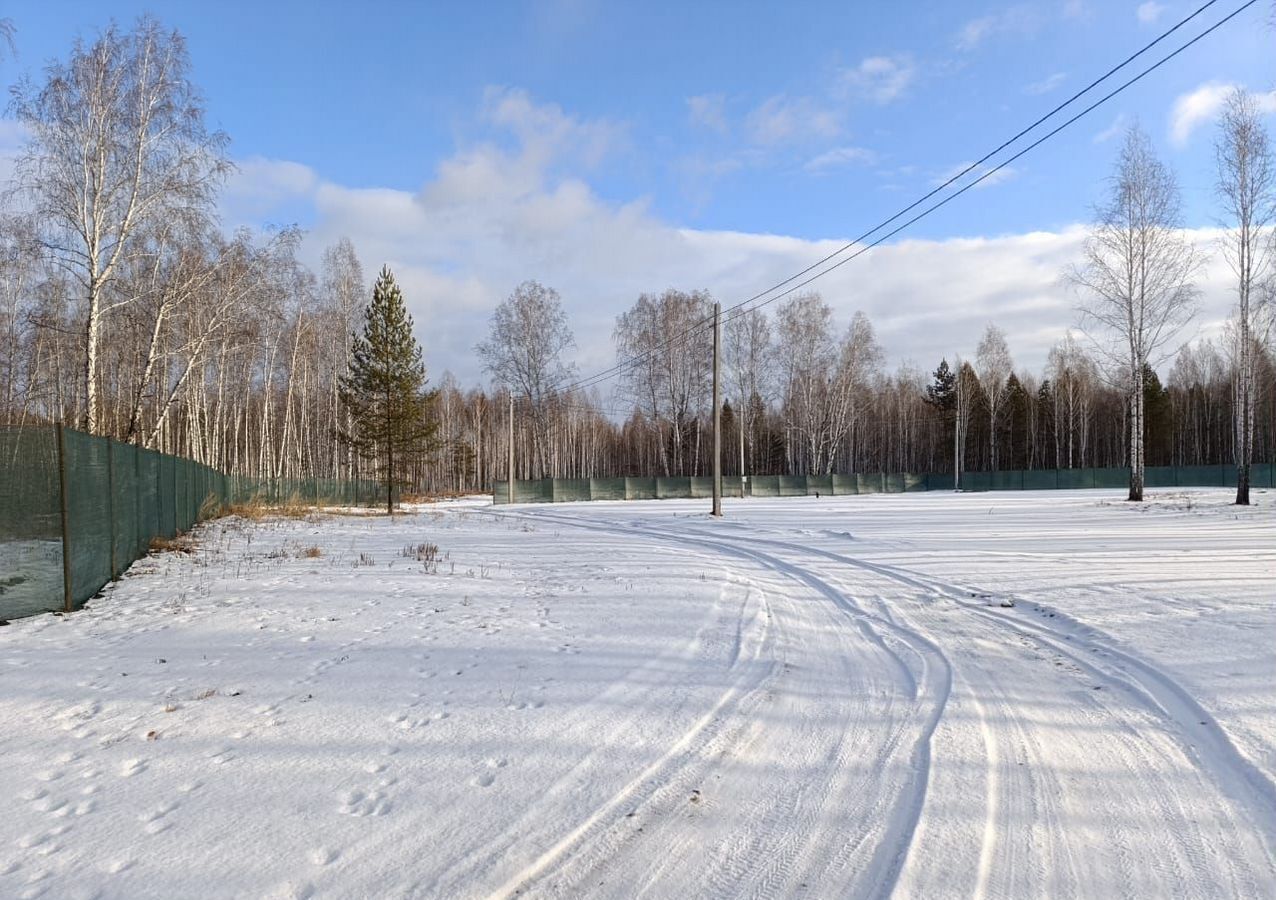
[1215,88,1275,504]
[1069,125,1200,499]
[9,16,231,434]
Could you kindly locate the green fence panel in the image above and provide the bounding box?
[775,475,804,497]
[922,472,950,491]
[989,470,1023,491]
[857,472,884,494]
[960,471,991,492]
[903,473,928,493]
[588,477,627,501]
[724,476,745,498]
[1022,469,1057,490]
[513,479,553,503]
[159,454,177,538]
[553,479,591,503]
[110,442,139,579]
[1145,466,1176,488]
[830,474,858,495]
[686,476,711,499]
[1055,468,1090,490]
[1091,467,1126,489]
[0,426,63,619]
[883,472,906,493]
[625,477,657,500]
[746,475,775,497]
[1257,463,1275,488]
[62,430,112,608]
[806,475,833,496]
[656,477,691,500]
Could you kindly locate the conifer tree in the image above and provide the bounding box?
[339,266,436,513]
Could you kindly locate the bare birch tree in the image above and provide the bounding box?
[1214,88,1275,505]
[724,307,771,476]
[614,290,712,475]
[976,324,1013,471]
[476,280,577,477]
[9,17,230,434]
[1069,125,1199,501]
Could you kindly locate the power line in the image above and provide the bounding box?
[545,0,1250,402]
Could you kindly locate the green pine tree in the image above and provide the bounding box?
[339,266,437,513]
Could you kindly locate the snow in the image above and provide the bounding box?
[1,489,1273,898]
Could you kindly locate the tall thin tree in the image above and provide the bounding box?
[1215,88,1275,505]
[1069,125,1200,501]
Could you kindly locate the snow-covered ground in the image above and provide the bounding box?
[1,489,1273,899]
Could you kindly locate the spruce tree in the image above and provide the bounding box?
[339,266,437,514]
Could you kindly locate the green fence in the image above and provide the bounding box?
[1,425,383,622]
[492,463,1275,505]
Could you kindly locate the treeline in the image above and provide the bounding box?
[1,18,1272,501]
[422,293,1275,493]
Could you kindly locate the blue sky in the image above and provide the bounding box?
[2,1,1273,384]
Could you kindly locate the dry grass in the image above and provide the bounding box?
[226,494,315,520]
[149,534,197,555]
[198,492,223,521]
[299,546,322,559]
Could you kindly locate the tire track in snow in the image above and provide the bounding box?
[673,522,1276,888]
[501,508,953,898]
[483,573,779,899]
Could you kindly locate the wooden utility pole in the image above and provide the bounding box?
[712,302,723,517]
[508,392,515,505]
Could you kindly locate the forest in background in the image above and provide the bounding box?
[0,17,1271,495]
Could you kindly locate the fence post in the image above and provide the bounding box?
[56,425,73,613]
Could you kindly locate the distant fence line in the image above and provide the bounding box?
[1,425,382,621]
[492,463,1274,505]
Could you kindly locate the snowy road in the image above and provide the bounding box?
[1,490,1273,898]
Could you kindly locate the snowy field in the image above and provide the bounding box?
[1,489,1273,899]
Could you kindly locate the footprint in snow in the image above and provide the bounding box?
[311,847,339,866]
[338,789,391,817]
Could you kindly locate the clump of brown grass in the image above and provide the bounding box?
[198,493,223,521]
[226,493,316,521]
[150,534,196,555]
[298,546,322,559]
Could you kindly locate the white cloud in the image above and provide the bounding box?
[805,146,877,174]
[1136,2,1165,24]
[1062,1,1090,20]
[221,157,320,224]
[955,6,1044,50]
[686,93,728,134]
[745,95,841,146]
[836,55,916,104]
[1092,113,1127,144]
[956,15,997,50]
[1024,72,1067,96]
[933,161,1019,189]
[214,92,1239,389]
[1170,82,1276,146]
[481,86,623,169]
